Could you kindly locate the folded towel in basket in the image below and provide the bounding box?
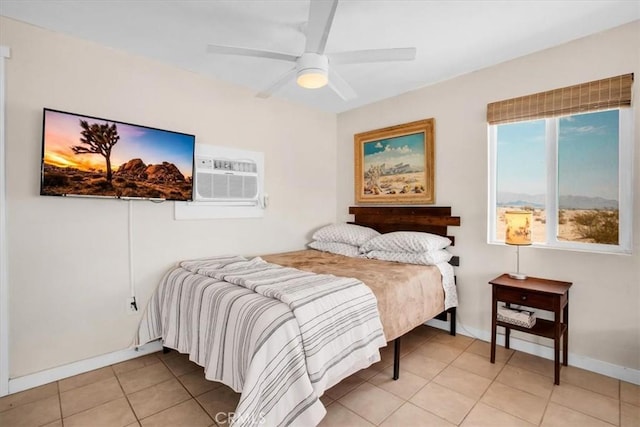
[497,306,536,328]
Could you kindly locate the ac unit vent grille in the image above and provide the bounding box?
[195,156,259,202]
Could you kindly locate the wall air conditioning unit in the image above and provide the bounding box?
[175,144,265,220]
[194,156,259,205]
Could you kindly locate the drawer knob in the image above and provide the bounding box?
[521,295,528,301]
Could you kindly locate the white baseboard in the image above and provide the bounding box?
[427,318,640,386]
[6,341,163,395]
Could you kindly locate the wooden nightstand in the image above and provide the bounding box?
[489,274,572,385]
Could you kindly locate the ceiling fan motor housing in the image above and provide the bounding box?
[296,53,329,88]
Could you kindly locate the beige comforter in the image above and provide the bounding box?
[262,250,446,342]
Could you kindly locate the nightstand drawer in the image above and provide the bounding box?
[495,286,555,310]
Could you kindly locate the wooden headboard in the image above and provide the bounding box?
[349,206,461,266]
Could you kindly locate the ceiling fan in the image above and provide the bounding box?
[206,0,416,101]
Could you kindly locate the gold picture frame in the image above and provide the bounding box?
[354,118,434,204]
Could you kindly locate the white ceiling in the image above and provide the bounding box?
[1,0,638,113]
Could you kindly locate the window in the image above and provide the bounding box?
[487,74,633,254]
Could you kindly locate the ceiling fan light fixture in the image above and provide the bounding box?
[297,69,328,89]
[296,53,329,89]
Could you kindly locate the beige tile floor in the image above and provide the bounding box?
[1,326,638,426]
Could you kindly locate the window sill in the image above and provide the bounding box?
[487,240,632,256]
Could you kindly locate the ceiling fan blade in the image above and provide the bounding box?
[304,0,339,54]
[328,47,417,65]
[206,44,298,63]
[328,68,357,101]
[256,67,297,98]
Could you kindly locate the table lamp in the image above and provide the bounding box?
[504,210,532,280]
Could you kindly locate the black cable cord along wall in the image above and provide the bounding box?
[127,200,138,313]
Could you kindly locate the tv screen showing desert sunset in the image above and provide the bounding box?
[40,109,195,201]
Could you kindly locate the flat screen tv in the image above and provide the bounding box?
[40,108,195,201]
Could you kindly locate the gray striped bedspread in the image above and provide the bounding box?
[135,255,387,426]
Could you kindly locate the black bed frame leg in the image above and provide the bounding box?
[390,307,455,382]
[393,337,400,380]
[449,307,457,336]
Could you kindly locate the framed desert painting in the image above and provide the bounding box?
[354,118,434,204]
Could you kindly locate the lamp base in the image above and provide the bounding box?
[508,272,528,280]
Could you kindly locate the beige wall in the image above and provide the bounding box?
[338,21,640,371]
[1,17,337,378]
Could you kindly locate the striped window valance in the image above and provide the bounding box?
[487,73,633,125]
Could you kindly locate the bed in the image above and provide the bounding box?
[135,206,459,426]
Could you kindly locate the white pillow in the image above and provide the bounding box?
[365,249,453,266]
[312,223,380,247]
[308,241,361,257]
[360,231,451,253]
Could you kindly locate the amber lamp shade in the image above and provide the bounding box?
[504,210,532,279]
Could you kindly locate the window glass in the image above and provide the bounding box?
[558,110,619,245]
[495,120,546,243]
